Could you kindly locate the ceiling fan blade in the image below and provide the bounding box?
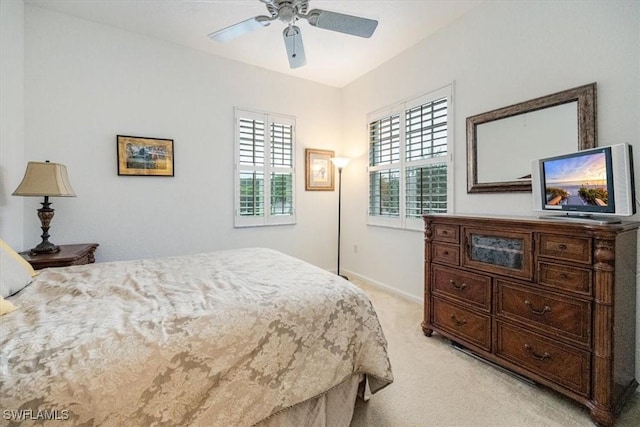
[306,9,378,38]
[208,17,270,42]
[283,26,306,69]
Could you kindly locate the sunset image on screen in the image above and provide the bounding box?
[544,152,608,207]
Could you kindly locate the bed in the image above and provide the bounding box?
[0,247,393,426]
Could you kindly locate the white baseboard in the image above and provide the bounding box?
[340,268,423,305]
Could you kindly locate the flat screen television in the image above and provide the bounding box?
[531,143,636,223]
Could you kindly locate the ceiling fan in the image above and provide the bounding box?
[207,0,378,69]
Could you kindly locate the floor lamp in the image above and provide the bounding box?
[331,157,350,280]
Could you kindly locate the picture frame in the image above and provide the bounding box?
[305,149,335,191]
[117,135,174,176]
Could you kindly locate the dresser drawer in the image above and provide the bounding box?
[496,321,591,396]
[433,224,459,244]
[538,234,591,264]
[433,243,460,266]
[432,298,491,351]
[538,261,592,295]
[433,265,491,312]
[495,281,591,346]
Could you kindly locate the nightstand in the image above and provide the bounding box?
[20,243,99,270]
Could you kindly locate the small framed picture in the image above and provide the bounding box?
[305,149,335,191]
[117,135,174,176]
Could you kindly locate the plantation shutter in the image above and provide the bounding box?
[405,95,449,219]
[367,85,453,229]
[369,113,401,220]
[235,108,296,227]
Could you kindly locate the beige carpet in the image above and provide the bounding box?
[350,281,640,427]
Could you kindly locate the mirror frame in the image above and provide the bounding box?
[466,83,597,193]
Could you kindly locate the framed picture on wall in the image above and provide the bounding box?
[117,135,174,176]
[305,149,335,191]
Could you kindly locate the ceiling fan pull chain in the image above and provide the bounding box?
[292,37,296,58]
[290,26,297,58]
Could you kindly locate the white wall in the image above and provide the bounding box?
[19,5,343,269]
[0,0,25,247]
[341,0,640,381]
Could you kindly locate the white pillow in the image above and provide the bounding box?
[0,295,18,316]
[0,239,37,297]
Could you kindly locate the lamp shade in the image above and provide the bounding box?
[12,162,76,197]
[330,157,351,169]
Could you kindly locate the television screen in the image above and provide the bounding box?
[542,150,612,211]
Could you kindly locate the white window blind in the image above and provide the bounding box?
[405,98,448,162]
[235,108,296,227]
[369,113,401,218]
[405,164,448,218]
[369,115,400,166]
[368,85,453,230]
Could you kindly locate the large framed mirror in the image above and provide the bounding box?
[467,83,597,193]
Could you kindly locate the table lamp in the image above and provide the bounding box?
[12,161,76,254]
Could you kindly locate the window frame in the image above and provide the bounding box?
[234,108,296,227]
[367,84,454,231]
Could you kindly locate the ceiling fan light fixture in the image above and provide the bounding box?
[278,4,296,24]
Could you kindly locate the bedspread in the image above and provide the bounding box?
[0,248,392,426]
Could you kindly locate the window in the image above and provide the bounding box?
[368,85,453,230]
[235,108,295,227]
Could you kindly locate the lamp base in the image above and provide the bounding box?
[30,241,60,255]
[30,196,61,255]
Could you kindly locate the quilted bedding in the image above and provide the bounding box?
[0,248,392,426]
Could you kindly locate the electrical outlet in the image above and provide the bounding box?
[353,244,358,253]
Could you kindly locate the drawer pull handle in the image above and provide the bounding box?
[443,251,449,255]
[450,314,467,328]
[558,243,567,250]
[524,344,551,361]
[442,230,448,235]
[524,300,551,316]
[559,273,569,279]
[449,279,467,291]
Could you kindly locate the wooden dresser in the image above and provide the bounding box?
[422,214,638,426]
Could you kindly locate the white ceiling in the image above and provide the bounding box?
[25,0,484,88]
